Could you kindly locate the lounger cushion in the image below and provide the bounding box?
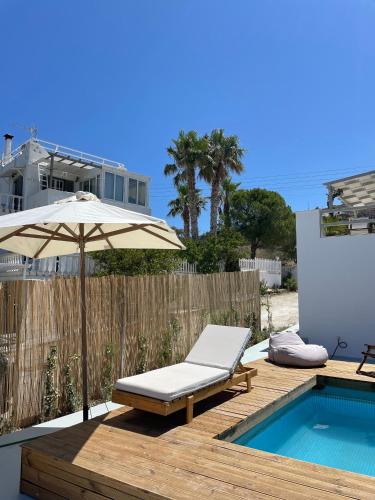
[115,362,229,401]
[185,324,251,373]
[268,344,328,367]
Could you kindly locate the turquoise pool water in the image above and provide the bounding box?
[234,382,375,476]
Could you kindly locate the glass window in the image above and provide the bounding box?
[138,181,146,206]
[115,175,124,202]
[128,178,137,204]
[89,177,96,195]
[83,180,90,192]
[104,172,114,199]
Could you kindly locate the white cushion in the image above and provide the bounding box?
[185,324,251,373]
[115,362,229,401]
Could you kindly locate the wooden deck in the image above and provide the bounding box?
[21,359,375,499]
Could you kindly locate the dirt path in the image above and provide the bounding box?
[261,291,299,332]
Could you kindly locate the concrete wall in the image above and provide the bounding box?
[296,209,375,359]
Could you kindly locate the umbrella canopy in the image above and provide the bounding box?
[0,192,185,421]
[0,192,184,258]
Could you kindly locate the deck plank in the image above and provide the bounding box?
[21,359,375,499]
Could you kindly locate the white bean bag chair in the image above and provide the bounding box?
[268,330,328,367]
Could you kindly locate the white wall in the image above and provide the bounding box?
[296,209,375,359]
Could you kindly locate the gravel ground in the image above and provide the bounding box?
[261,291,299,332]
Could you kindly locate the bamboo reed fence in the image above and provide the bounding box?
[0,270,259,430]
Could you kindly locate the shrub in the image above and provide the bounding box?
[0,352,8,376]
[136,335,147,374]
[102,344,114,401]
[259,280,268,296]
[249,330,270,346]
[42,346,59,420]
[283,273,297,291]
[63,354,80,414]
[159,318,181,367]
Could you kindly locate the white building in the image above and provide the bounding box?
[0,133,151,279]
[296,170,375,360]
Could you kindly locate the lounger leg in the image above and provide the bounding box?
[186,395,194,423]
[357,354,368,374]
[246,372,252,393]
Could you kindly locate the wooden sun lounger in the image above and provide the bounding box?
[112,362,257,423]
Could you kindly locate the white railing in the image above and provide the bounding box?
[239,258,281,274]
[35,139,125,170]
[0,193,23,214]
[1,143,24,167]
[320,205,375,237]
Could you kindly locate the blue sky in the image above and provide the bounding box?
[1,0,375,231]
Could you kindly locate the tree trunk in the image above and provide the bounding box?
[187,168,199,239]
[250,242,258,259]
[182,205,190,239]
[210,175,221,235]
[223,192,230,228]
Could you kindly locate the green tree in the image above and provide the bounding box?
[164,131,207,239]
[230,188,295,259]
[167,185,207,239]
[91,249,182,276]
[184,228,246,273]
[201,129,245,235]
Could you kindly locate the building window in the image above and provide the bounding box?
[104,172,125,202]
[138,181,146,206]
[40,175,73,192]
[128,178,146,206]
[128,178,137,204]
[104,172,114,199]
[115,175,124,202]
[80,176,100,197]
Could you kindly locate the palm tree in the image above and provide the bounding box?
[164,131,207,239]
[167,184,190,238]
[201,129,245,235]
[167,185,207,239]
[219,177,241,228]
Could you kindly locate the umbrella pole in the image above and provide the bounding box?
[79,224,89,422]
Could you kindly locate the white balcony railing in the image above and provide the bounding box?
[0,194,23,214]
[320,205,375,237]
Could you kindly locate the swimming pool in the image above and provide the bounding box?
[233,380,375,476]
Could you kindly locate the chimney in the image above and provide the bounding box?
[3,133,14,162]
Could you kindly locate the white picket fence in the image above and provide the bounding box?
[239,258,282,287]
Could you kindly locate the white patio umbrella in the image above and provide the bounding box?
[0,192,184,421]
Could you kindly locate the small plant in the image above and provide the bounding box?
[63,354,79,414]
[260,280,268,296]
[42,346,59,420]
[0,416,15,436]
[210,306,240,326]
[249,330,270,347]
[102,344,114,401]
[159,318,181,366]
[244,311,258,332]
[283,273,298,291]
[262,293,274,333]
[136,335,147,374]
[0,352,8,376]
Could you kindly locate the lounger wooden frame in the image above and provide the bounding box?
[112,364,257,423]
